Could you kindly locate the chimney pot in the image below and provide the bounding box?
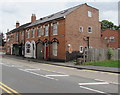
[16,21,20,28]
[31,14,36,23]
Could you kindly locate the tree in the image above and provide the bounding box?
[0,32,5,46]
[101,20,120,30]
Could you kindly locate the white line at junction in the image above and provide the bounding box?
[80,86,106,94]
[45,75,69,77]
[79,82,109,85]
[19,69,58,81]
[24,69,40,71]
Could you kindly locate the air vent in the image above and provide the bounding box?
[48,14,54,18]
[61,10,68,14]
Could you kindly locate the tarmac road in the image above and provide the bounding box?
[0,57,119,94]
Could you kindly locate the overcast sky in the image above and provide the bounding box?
[0,0,119,34]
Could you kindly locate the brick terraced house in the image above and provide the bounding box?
[6,3,107,62]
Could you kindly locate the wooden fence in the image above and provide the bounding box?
[82,48,119,62]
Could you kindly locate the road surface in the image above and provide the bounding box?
[0,57,119,94]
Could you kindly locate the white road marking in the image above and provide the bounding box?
[24,69,40,71]
[19,69,58,81]
[79,82,109,85]
[1,64,12,67]
[80,86,106,94]
[45,75,69,77]
[94,79,119,85]
[94,79,106,82]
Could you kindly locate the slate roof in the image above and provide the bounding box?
[26,3,86,28]
[6,22,31,34]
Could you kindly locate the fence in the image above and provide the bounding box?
[82,48,119,62]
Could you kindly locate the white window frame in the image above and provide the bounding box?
[79,26,83,32]
[31,28,35,38]
[88,11,92,17]
[53,23,58,35]
[38,27,42,37]
[79,46,83,53]
[109,36,115,42]
[88,26,92,33]
[26,30,30,39]
[45,25,49,36]
[52,42,58,56]
[104,37,108,40]
[16,33,18,41]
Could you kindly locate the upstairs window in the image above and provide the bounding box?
[88,26,92,33]
[26,30,30,39]
[16,33,18,41]
[38,27,42,37]
[88,11,92,17]
[21,32,24,40]
[109,36,115,42]
[31,28,35,38]
[79,26,83,32]
[53,23,58,35]
[45,25,49,36]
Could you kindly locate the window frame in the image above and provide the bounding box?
[53,23,58,35]
[31,28,35,38]
[79,26,83,32]
[88,26,92,33]
[16,32,18,41]
[109,36,115,42]
[45,25,49,36]
[37,26,42,37]
[52,42,58,56]
[88,11,92,17]
[79,46,83,53]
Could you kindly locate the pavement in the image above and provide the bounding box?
[2,54,120,74]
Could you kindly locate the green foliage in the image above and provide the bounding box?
[101,20,120,30]
[107,48,114,60]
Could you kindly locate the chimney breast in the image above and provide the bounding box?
[16,21,20,28]
[31,14,36,23]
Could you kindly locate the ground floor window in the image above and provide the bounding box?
[79,46,83,53]
[52,42,57,56]
[26,44,31,53]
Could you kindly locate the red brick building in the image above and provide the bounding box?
[101,29,120,49]
[6,3,107,61]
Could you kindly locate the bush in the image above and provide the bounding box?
[107,48,114,60]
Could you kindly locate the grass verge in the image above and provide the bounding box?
[83,60,120,68]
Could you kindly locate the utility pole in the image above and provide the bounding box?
[87,37,89,48]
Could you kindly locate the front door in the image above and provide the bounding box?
[44,43,48,60]
[36,43,43,59]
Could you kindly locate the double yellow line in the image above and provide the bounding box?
[0,82,21,95]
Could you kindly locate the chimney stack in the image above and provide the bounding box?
[16,21,20,28]
[31,14,36,23]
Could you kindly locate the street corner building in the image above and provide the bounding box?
[5,3,107,62]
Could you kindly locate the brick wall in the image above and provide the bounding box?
[65,4,106,61]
